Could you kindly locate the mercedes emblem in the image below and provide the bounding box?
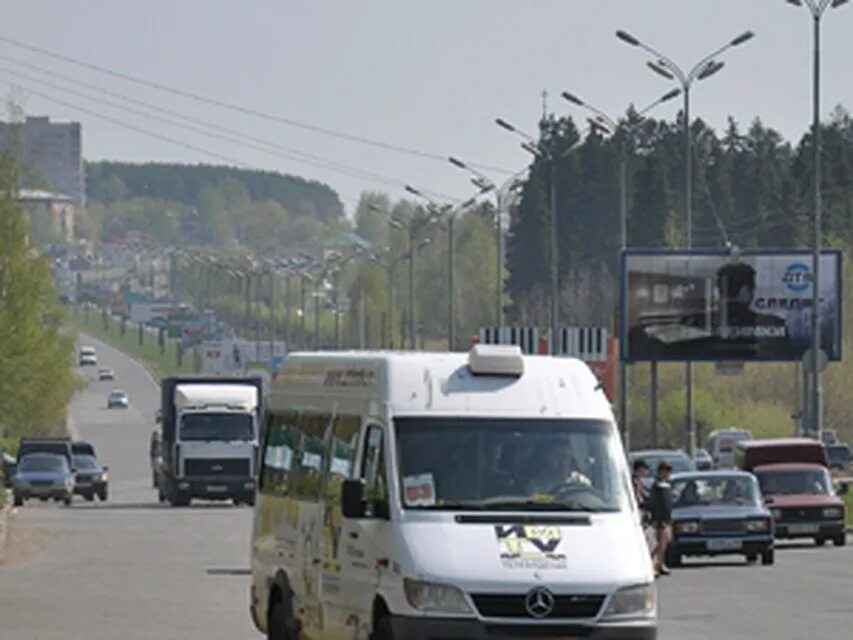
[525,587,556,619]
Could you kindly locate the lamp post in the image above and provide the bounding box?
[369,203,435,349]
[616,27,755,456]
[405,186,484,351]
[787,0,848,439]
[561,88,681,448]
[449,157,524,328]
[496,117,560,354]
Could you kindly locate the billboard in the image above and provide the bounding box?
[621,250,842,362]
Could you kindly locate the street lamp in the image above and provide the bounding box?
[617,27,755,456]
[787,0,848,440]
[406,185,484,351]
[496,117,560,355]
[369,202,435,349]
[448,157,524,328]
[561,88,681,448]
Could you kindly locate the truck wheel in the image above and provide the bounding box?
[63,495,72,507]
[815,537,827,547]
[833,533,846,547]
[98,488,108,502]
[152,470,158,488]
[84,492,95,502]
[761,549,775,565]
[170,493,190,507]
[13,494,23,507]
[745,553,758,564]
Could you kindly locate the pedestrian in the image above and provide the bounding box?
[631,459,649,508]
[648,460,674,576]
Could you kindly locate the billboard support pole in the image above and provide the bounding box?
[619,155,629,448]
[810,11,823,441]
[651,362,659,448]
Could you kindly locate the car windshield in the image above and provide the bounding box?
[19,455,68,473]
[394,418,629,512]
[756,469,832,495]
[73,455,99,471]
[110,391,126,399]
[673,475,760,507]
[633,452,695,473]
[180,412,254,442]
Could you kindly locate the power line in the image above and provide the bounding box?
[0,73,462,202]
[0,34,513,175]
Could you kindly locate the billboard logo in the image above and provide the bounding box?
[783,263,812,293]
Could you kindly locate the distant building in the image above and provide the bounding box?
[17,188,76,242]
[0,116,85,208]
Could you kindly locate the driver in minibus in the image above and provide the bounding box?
[526,438,589,495]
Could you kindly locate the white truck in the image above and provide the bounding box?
[156,376,263,507]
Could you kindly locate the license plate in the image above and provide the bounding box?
[207,485,227,493]
[707,538,743,551]
[787,523,819,534]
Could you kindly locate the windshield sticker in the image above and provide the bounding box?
[403,473,436,506]
[495,525,567,570]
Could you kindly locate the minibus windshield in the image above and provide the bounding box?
[395,418,628,512]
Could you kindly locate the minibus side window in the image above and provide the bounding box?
[291,413,331,500]
[259,410,299,496]
[362,425,388,518]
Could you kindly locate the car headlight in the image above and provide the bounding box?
[403,578,472,615]
[100,472,109,482]
[603,583,656,619]
[745,519,770,532]
[771,509,782,520]
[822,507,843,519]
[674,520,699,534]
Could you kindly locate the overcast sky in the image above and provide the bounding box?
[6,1,853,214]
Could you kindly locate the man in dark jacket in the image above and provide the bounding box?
[648,460,673,576]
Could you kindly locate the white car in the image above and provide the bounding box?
[98,368,115,381]
[79,346,98,367]
[107,389,129,409]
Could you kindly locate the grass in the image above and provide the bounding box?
[70,309,198,378]
[843,490,853,527]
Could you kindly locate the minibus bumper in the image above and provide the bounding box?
[389,616,656,639]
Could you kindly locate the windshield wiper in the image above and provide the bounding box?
[416,498,611,513]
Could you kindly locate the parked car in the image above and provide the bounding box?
[826,443,852,472]
[72,453,109,501]
[694,448,714,471]
[107,389,129,409]
[12,452,75,506]
[79,346,98,367]
[98,367,115,381]
[668,471,774,566]
[754,462,846,547]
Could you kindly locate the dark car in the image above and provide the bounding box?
[668,471,774,567]
[755,462,846,547]
[12,452,75,506]
[72,454,109,501]
[826,444,852,472]
[630,449,696,491]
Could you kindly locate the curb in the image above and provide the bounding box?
[0,490,11,563]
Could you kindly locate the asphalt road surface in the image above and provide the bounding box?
[1,336,852,639]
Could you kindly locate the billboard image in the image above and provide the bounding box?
[621,250,841,362]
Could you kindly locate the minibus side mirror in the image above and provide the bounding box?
[341,479,367,519]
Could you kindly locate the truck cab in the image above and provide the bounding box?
[156,377,262,507]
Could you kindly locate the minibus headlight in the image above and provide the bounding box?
[822,507,843,519]
[403,578,472,615]
[603,583,656,619]
[745,519,770,532]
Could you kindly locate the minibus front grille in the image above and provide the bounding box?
[471,593,605,619]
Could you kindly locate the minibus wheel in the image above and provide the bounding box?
[374,615,396,640]
[268,591,298,640]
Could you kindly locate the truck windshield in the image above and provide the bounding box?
[756,468,831,495]
[395,418,628,512]
[180,413,254,442]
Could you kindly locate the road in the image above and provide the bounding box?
[1,337,852,639]
[0,335,256,640]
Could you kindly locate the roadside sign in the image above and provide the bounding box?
[801,348,829,374]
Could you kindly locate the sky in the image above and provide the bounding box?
[6,1,853,215]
